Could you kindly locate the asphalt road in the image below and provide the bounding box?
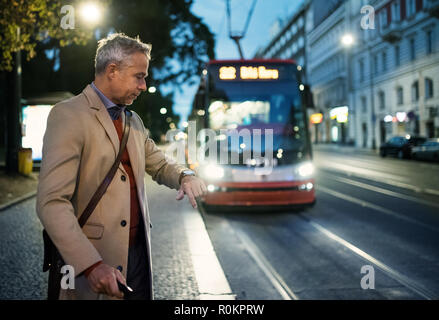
[199,145,439,300]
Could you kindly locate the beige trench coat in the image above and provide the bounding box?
[36,85,185,300]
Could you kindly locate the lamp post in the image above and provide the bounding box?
[340,33,355,145]
[5,26,22,173]
[341,30,377,150]
[368,43,377,150]
[5,2,104,173]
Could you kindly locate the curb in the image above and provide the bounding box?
[183,205,236,300]
[0,191,37,212]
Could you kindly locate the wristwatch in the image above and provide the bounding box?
[179,169,196,184]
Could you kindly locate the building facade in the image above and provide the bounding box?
[257,0,352,144]
[256,0,439,148]
[351,0,439,149]
[254,0,311,80]
[306,0,352,144]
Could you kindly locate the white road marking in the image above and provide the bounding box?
[317,165,425,194]
[306,219,437,300]
[183,208,235,300]
[316,161,410,183]
[326,174,439,209]
[317,185,439,233]
[425,188,439,196]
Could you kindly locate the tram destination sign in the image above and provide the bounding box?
[219,65,279,80]
[210,61,296,82]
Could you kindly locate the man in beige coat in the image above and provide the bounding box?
[36,33,206,300]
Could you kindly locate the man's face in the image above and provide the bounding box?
[109,51,149,105]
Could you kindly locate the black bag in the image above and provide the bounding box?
[42,110,131,300]
[43,229,65,300]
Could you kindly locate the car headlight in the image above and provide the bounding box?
[202,163,224,180]
[297,162,314,178]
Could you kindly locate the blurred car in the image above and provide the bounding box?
[379,135,427,159]
[412,138,439,162]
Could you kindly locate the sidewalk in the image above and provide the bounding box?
[312,143,379,157]
[0,164,233,300]
[0,169,38,210]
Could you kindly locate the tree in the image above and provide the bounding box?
[108,0,215,86]
[1,0,214,171]
[21,0,215,139]
[134,90,180,142]
[106,0,214,140]
[0,0,98,72]
[0,0,101,172]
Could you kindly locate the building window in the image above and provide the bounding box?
[412,81,419,102]
[425,78,434,99]
[298,36,304,48]
[406,0,416,17]
[378,91,385,110]
[395,45,400,66]
[359,59,365,82]
[361,96,367,113]
[382,51,387,72]
[426,30,433,55]
[410,38,416,61]
[397,87,404,105]
[392,0,401,22]
[291,24,297,35]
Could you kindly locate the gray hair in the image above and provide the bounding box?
[94,33,152,75]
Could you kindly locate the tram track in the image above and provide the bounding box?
[216,213,437,300]
[198,150,439,300]
[299,215,437,300]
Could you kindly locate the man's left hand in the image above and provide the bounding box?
[176,176,207,209]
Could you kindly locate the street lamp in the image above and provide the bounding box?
[79,2,103,25]
[160,107,167,115]
[341,33,355,47]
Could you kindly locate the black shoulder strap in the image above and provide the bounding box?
[78,109,132,228]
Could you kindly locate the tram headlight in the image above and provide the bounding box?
[201,163,224,180]
[297,162,314,178]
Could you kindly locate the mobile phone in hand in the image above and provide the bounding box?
[117,280,134,297]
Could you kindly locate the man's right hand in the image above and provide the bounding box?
[86,263,126,299]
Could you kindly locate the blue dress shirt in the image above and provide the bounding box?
[91,82,125,120]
